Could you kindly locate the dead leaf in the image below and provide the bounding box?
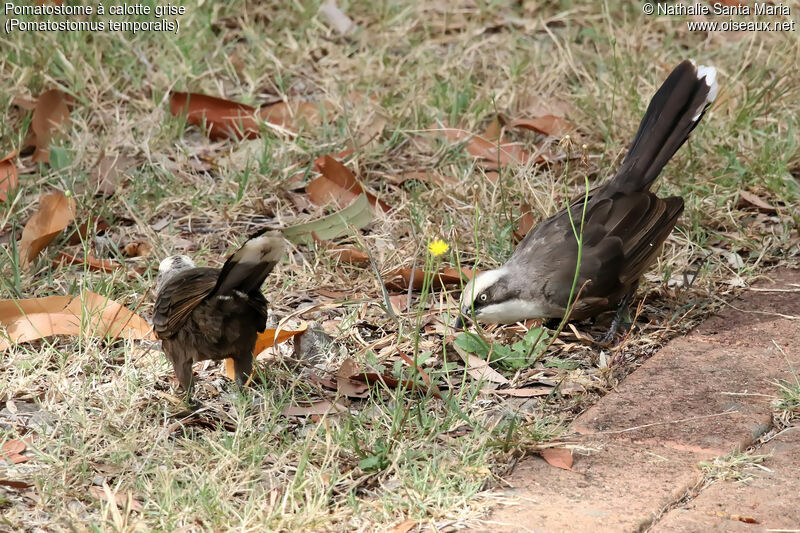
[121,241,152,258]
[29,89,72,163]
[19,191,76,267]
[319,0,356,34]
[307,155,391,213]
[11,95,37,110]
[349,371,443,399]
[315,288,349,299]
[509,115,576,138]
[54,252,123,273]
[336,358,371,398]
[356,107,388,148]
[737,190,776,214]
[480,384,583,397]
[91,153,136,196]
[451,343,509,384]
[170,91,261,140]
[540,448,574,471]
[388,293,409,314]
[0,291,155,351]
[396,348,436,389]
[1,440,26,455]
[390,170,458,187]
[66,217,110,246]
[437,127,530,168]
[0,151,19,202]
[1,440,28,464]
[326,244,369,265]
[311,234,369,265]
[223,323,308,380]
[514,203,536,243]
[0,479,32,489]
[89,484,144,512]
[282,400,348,417]
[384,268,475,291]
[387,519,418,533]
[482,116,504,142]
[254,323,309,356]
[260,101,331,131]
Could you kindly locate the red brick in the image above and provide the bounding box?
[653,426,800,532]
[573,338,777,454]
[472,439,704,532]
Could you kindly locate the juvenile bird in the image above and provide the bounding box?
[153,230,284,397]
[458,60,718,334]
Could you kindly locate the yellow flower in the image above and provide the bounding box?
[427,239,449,257]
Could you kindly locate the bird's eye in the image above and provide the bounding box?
[479,293,488,302]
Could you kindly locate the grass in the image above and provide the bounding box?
[1,0,799,530]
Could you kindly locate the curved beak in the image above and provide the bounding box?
[453,311,471,330]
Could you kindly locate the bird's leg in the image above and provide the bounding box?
[233,354,254,388]
[543,317,561,330]
[597,286,637,344]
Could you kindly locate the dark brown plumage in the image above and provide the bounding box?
[459,60,718,328]
[152,230,284,395]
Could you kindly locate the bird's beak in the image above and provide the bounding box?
[453,311,471,330]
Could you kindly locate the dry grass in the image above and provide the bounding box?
[1,1,799,530]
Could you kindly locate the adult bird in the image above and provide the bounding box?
[457,60,718,335]
[153,230,284,398]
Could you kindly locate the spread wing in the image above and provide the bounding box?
[153,267,218,339]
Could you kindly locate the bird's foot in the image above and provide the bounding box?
[595,320,633,345]
[543,318,561,330]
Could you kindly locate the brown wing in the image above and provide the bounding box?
[507,188,682,318]
[152,267,218,339]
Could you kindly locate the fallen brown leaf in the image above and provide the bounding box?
[91,153,136,196]
[11,95,37,110]
[391,170,458,187]
[509,115,576,138]
[349,371,443,399]
[451,343,509,385]
[170,91,261,140]
[66,217,110,246]
[540,448,575,471]
[28,89,72,163]
[387,519,418,533]
[737,190,777,214]
[260,101,331,131]
[438,127,529,168]
[1,440,26,455]
[89,484,144,512]
[384,267,475,291]
[0,479,32,489]
[19,191,76,267]
[327,244,369,265]
[388,293,409,314]
[0,291,155,351]
[54,252,123,273]
[336,358,371,398]
[282,400,348,417]
[315,288,350,299]
[480,384,583,397]
[514,203,536,243]
[307,155,391,213]
[223,322,308,380]
[0,151,19,202]
[121,241,153,258]
[1,440,28,464]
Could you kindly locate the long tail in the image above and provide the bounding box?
[605,60,718,194]
[211,229,285,296]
